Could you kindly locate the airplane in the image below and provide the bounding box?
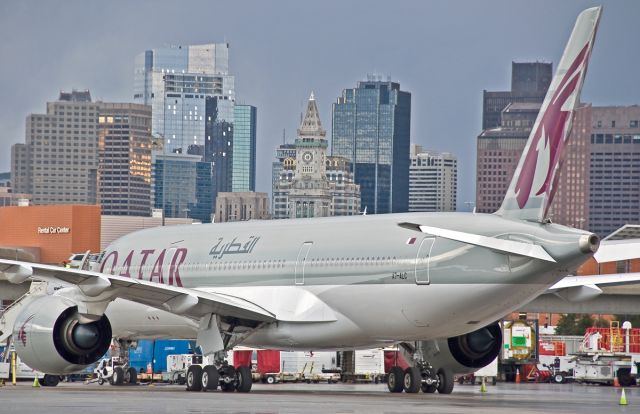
[0,6,621,395]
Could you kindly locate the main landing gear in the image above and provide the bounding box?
[186,363,253,393]
[387,364,454,394]
[387,343,454,395]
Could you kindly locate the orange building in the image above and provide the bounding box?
[0,205,100,265]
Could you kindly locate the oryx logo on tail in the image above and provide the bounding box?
[498,7,601,222]
[515,44,590,212]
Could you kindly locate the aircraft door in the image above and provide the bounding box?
[295,242,313,285]
[415,237,435,285]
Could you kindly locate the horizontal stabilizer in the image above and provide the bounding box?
[398,222,555,262]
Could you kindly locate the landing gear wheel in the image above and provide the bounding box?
[126,367,138,385]
[387,366,404,393]
[266,375,276,384]
[112,367,124,386]
[186,365,203,391]
[436,368,454,394]
[236,366,253,393]
[220,365,237,392]
[422,382,437,393]
[403,367,421,393]
[40,374,60,387]
[202,365,219,391]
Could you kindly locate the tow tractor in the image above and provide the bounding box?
[93,356,138,386]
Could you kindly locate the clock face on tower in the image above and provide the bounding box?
[302,152,313,163]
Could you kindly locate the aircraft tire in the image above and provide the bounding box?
[40,374,60,387]
[186,365,203,391]
[403,367,421,393]
[387,366,404,393]
[236,366,253,393]
[126,367,138,384]
[220,365,237,392]
[113,367,125,386]
[422,382,437,393]
[436,368,454,394]
[202,365,219,391]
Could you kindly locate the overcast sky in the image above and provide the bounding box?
[1,0,638,208]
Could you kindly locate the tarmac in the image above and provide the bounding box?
[0,380,638,414]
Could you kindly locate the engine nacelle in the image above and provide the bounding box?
[13,295,112,374]
[423,323,502,374]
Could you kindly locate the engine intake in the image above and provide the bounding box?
[13,295,112,374]
[421,322,502,374]
[447,323,502,368]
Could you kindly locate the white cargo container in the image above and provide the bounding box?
[341,349,385,382]
[354,350,385,376]
[280,351,336,374]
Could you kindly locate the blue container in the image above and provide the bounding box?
[128,340,194,373]
[128,340,154,373]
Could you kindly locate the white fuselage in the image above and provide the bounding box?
[100,212,589,350]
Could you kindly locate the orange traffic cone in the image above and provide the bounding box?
[614,376,620,388]
[515,368,521,384]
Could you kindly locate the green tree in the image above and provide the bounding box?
[555,314,603,335]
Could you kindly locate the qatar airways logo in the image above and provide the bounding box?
[515,43,591,214]
[17,314,35,347]
[100,248,188,287]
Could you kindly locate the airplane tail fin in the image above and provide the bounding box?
[496,7,601,222]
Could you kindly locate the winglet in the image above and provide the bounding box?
[497,7,602,222]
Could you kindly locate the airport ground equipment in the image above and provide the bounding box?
[93,356,137,386]
[570,322,640,386]
[340,350,385,383]
[501,319,539,382]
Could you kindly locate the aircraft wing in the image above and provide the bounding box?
[0,259,276,323]
[593,239,640,263]
[521,273,640,314]
[549,273,640,291]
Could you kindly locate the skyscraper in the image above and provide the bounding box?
[97,103,152,216]
[135,43,242,222]
[482,62,552,130]
[12,90,99,205]
[476,102,540,213]
[232,104,257,192]
[409,145,457,212]
[273,93,360,219]
[332,76,411,214]
[152,153,213,222]
[569,105,640,236]
[133,43,235,152]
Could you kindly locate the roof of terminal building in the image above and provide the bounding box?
[603,224,640,241]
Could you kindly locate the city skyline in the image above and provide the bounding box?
[1,0,639,209]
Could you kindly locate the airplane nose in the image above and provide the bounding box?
[579,233,599,254]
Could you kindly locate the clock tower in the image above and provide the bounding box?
[273,92,361,219]
[294,91,328,181]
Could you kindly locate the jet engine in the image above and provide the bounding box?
[12,295,112,374]
[423,323,502,374]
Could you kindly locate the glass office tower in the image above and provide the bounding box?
[332,77,411,214]
[133,43,235,153]
[232,105,257,192]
